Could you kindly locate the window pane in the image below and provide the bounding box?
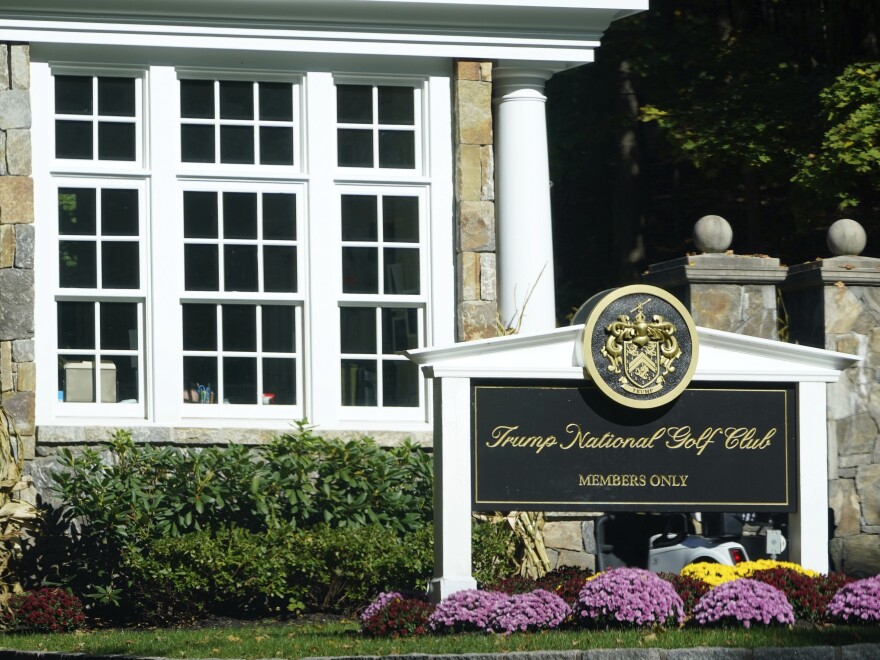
[224,357,257,404]
[101,356,138,403]
[378,130,415,169]
[342,247,378,294]
[182,304,217,351]
[341,195,377,241]
[59,241,97,288]
[382,307,419,353]
[58,301,94,349]
[58,188,96,236]
[184,191,218,239]
[337,129,373,167]
[384,248,420,294]
[259,82,293,121]
[98,122,136,161]
[220,125,255,164]
[184,244,219,291]
[100,302,138,350]
[223,192,257,239]
[263,194,296,240]
[223,245,258,291]
[55,120,93,159]
[181,124,215,163]
[263,358,295,405]
[219,81,254,120]
[383,196,419,242]
[378,86,414,125]
[183,356,217,404]
[341,359,376,406]
[180,80,215,119]
[340,307,376,354]
[263,247,297,293]
[383,361,419,407]
[102,242,140,289]
[59,356,96,403]
[222,305,256,351]
[260,127,293,165]
[262,306,295,353]
[337,85,372,123]
[98,78,136,117]
[102,189,139,236]
[55,76,92,115]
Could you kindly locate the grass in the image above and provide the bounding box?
[2,620,880,659]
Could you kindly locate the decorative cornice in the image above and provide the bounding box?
[0,1,646,64]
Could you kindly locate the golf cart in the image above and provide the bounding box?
[595,512,751,573]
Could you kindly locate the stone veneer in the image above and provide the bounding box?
[784,256,880,576]
[644,253,788,340]
[0,43,35,461]
[454,61,498,341]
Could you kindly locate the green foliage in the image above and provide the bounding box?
[793,62,880,210]
[472,518,519,587]
[50,424,433,612]
[122,524,434,622]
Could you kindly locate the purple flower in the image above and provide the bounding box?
[693,578,794,628]
[360,591,403,624]
[827,575,880,623]
[575,568,684,628]
[488,589,571,634]
[428,589,508,633]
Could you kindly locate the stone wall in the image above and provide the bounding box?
[784,257,880,576]
[453,60,497,341]
[0,43,35,460]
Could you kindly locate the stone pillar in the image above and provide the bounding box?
[783,220,880,576]
[454,60,498,342]
[643,216,786,340]
[0,43,35,459]
[493,64,557,335]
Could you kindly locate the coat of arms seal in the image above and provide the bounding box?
[580,285,698,408]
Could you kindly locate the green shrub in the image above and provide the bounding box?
[472,518,518,587]
[50,424,433,611]
[122,524,434,621]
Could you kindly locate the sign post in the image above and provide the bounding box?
[405,286,859,602]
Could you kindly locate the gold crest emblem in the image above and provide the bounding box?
[581,285,698,408]
[603,299,682,395]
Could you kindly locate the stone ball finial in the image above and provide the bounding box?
[693,215,733,253]
[827,218,866,256]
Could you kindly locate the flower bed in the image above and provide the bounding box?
[360,560,879,638]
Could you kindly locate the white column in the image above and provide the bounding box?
[429,376,477,602]
[493,64,557,335]
[789,381,830,573]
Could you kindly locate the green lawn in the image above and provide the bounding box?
[2,620,880,659]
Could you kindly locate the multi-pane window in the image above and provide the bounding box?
[180,79,298,166]
[182,191,298,294]
[339,192,424,408]
[55,185,143,404]
[40,65,443,425]
[336,84,418,169]
[182,303,299,406]
[182,189,301,406]
[54,75,140,162]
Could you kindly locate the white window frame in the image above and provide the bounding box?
[174,179,307,422]
[33,59,455,433]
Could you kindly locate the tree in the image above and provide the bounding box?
[547,0,880,320]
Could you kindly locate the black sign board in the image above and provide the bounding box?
[472,380,797,512]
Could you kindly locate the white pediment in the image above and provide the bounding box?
[404,325,860,383]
